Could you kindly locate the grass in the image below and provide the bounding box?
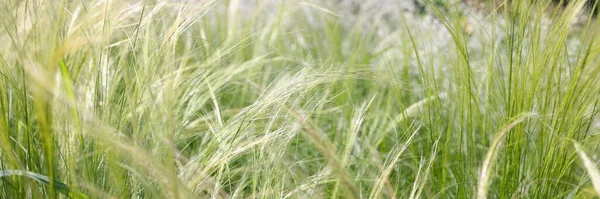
[1,0,600,198]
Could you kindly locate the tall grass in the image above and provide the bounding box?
[1,0,600,198]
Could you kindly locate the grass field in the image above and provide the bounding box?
[1,0,600,198]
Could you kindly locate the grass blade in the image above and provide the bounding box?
[573,141,600,196]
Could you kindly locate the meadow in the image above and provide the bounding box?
[1,0,600,198]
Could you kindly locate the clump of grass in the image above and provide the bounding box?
[1,0,600,198]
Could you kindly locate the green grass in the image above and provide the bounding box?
[1,0,600,198]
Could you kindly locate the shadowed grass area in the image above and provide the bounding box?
[1,0,600,198]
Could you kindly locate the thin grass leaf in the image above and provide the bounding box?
[573,141,600,196]
[0,170,89,199]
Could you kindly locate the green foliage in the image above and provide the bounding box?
[0,0,600,198]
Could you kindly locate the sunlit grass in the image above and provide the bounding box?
[1,0,600,198]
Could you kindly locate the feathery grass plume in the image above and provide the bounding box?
[1,0,600,198]
[477,112,536,199]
